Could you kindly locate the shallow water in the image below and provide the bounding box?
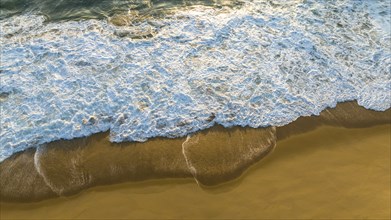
[0,0,241,20]
[1,102,389,202]
[2,124,390,219]
[1,0,390,161]
[1,1,390,217]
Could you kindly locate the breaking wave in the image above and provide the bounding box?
[1,0,390,161]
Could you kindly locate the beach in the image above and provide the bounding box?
[1,0,390,219]
[1,123,390,219]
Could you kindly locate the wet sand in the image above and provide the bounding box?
[1,102,390,203]
[1,124,390,219]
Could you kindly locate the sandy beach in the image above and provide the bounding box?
[1,122,390,219]
[1,1,390,219]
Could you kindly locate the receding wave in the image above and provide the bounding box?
[1,102,390,202]
[0,0,242,20]
[1,0,390,161]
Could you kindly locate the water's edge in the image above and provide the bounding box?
[2,1,390,161]
[0,101,390,203]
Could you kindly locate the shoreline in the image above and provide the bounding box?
[1,124,390,219]
[1,101,390,203]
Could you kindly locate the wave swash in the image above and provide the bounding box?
[1,0,390,161]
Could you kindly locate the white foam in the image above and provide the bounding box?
[1,0,390,161]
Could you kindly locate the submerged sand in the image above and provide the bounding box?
[0,102,391,202]
[1,124,390,219]
[1,101,390,203]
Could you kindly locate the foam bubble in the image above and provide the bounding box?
[1,0,390,161]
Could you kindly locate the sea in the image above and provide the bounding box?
[1,0,390,161]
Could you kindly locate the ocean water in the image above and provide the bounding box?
[0,0,390,161]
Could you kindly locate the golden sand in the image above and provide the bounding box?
[2,124,390,219]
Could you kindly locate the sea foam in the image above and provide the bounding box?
[1,0,390,161]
